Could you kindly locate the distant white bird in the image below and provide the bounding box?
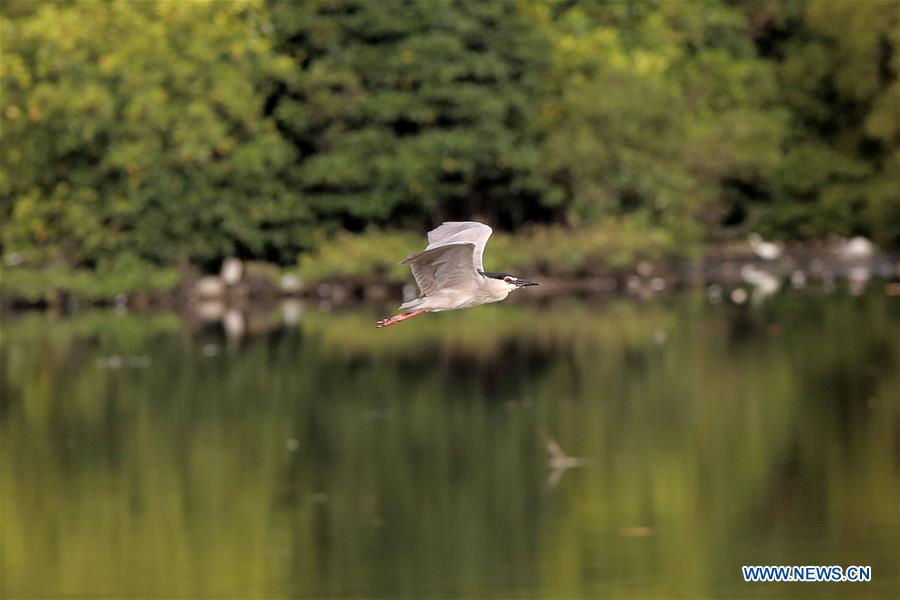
[833,236,875,261]
[220,257,243,286]
[377,222,539,328]
[748,233,783,261]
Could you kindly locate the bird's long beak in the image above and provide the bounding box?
[516,278,540,287]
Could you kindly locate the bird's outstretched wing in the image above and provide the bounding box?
[425,222,493,272]
[401,242,480,296]
[400,222,493,296]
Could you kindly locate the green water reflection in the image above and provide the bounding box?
[1,291,898,598]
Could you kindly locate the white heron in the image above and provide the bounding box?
[220,257,243,286]
[376,221,539,328]
[748,233,784,261]
[832,236,875,261]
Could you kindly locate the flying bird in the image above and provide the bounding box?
[376,221,539,328]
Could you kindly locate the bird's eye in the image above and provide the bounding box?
[504,276,514,283]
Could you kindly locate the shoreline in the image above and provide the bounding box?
[3,246,898,314]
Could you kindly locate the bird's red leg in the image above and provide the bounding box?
[376,309,429,328]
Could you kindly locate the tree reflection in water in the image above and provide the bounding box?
[1,289,897,598]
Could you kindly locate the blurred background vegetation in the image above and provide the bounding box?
[2,4,898,596]
[1,0,898,298]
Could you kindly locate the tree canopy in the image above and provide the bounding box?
[2,1,301,268]
[750,0,899,243]
[1,0,897,276]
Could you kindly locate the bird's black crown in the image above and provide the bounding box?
[479,271,510,280]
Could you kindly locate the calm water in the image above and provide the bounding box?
[1,289,898,599]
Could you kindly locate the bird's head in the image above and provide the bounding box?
[480,271,540,291]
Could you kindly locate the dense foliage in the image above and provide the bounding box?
[534,1,786,247]
[1,1,302,270]
[1,0,897,282]
[268,0,554,230]
[748,0,899,243]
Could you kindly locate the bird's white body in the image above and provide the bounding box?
[400,276,515,312]
[377,221,537,327]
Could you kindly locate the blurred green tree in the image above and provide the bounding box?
[1,0,306,268]
[267,0,556,231]
[746,0,899,243]
[533,0,786,248]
